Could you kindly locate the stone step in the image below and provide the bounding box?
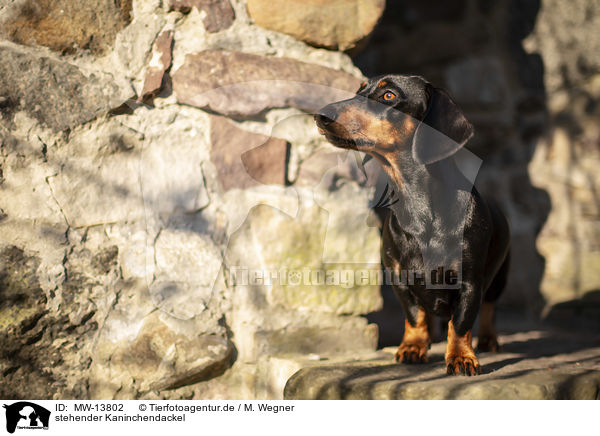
[284,330,600,400]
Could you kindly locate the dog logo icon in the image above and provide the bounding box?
[2,402,50,433]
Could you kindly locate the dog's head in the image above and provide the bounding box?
[314,75,473,165]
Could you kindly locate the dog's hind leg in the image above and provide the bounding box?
[477,251,510,352]
[476,302,499,352]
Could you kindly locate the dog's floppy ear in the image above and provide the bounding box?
[411,87,474,165]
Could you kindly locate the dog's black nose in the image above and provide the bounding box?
[314,108,338,126]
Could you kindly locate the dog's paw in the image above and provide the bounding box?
[395,342,430,364]
[477,334,500,353]
[445,354,481,376]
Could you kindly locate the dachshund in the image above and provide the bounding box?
[314,75,510,375]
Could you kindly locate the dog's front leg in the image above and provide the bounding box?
[445,283,482,376]
[396,306,432,364]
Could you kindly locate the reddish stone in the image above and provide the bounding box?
[139,30,173,102]
[210,116,289,191]
[169,0,235,32]
[172,50,363,117]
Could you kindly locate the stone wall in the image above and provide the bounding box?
[525,0,600,317]
[1,0,599,400]
[0,0,385,399]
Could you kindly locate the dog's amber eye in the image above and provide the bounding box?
[383,91,396,101]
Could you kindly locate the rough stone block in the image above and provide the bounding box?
[246,0,385,51]
[140,29,173,102]
[226,201,381,316]
[90,283,232,398]
[151,228,224,320]
[209,115,289,191]
[0,0,132,55]
[172,50,362,117]
[0,42,130,131]
[169,0,235,32]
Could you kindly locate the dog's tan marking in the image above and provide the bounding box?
[387,257,401,274]
[334,107,417,149]
[329,107,419,188]
[445,319,480,375]
[377,80,389,88]
[395,307,432,363]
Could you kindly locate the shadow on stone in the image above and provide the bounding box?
[284,326,600,400]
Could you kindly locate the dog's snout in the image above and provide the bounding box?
[314,107,338,126]
[315,113,332,126]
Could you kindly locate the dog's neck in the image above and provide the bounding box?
[372,149,474,240]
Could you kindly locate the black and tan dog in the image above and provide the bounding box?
[315,75,510,376]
